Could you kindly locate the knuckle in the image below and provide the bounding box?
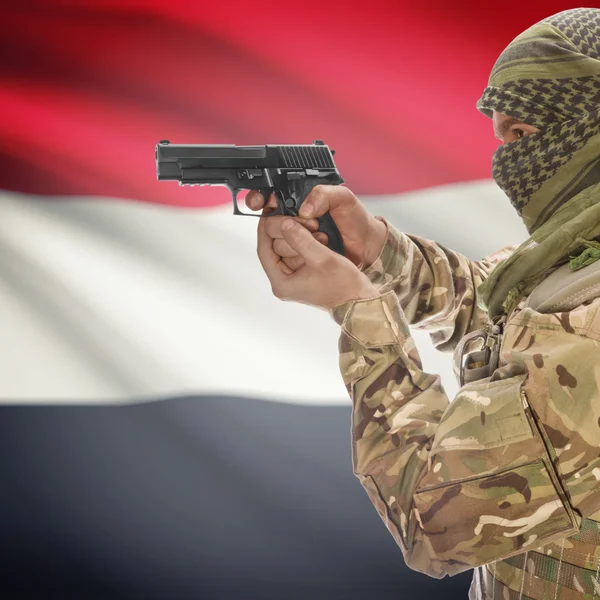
[274,240,295,257]
[340,185,357,204]
[310,184,326,202]
[285,256,304,270]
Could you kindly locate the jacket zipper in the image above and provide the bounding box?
[519,390,580,529]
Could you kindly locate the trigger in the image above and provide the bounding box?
[258,188,271,204]
[263,189,286,215]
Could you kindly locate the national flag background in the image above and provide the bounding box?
[0,1,590,598]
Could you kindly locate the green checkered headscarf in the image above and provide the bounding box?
[476,8,600,318]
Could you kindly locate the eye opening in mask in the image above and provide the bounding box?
[493,115,542,145]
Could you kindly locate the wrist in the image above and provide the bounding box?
[362,216,388,270]
[331,280,379,309]
[353,281,380,302]
[329,282,380,322]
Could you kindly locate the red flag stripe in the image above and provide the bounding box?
[1,1,585,206]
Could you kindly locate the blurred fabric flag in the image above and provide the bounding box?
[0,1,579,598]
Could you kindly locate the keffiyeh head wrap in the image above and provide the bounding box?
[476,8,600,317]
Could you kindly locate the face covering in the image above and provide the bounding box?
[475,8,600,317]
[492,111,600,233]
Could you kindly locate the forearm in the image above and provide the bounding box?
[363,218,515,351]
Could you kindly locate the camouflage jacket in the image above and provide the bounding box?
[330,218,600,584]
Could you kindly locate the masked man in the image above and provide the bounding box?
[247,8,600,599]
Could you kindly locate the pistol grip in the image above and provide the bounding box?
[292,179,345,256]
[316,212,344,255]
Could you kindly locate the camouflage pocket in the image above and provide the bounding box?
[430,373,532,455]
[412,373,580,575]
[413,459,579,575]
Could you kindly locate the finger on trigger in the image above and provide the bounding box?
[266,193,278,209]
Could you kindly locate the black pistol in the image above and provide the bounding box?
[155,139,345,255]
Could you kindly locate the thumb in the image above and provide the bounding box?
[299,185,353,218]
[280,219,329,264]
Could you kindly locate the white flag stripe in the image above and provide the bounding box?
[0,182,527,404]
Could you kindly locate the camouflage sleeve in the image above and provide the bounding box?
[331,292,580,579]
[363,217,517,351]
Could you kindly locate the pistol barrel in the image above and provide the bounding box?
[155,141,337,181]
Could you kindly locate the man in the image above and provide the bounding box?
[247,8,600,599]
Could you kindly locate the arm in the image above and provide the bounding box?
[364,218,517,351]
[254,201,583,578]
[246,183,513,352]
[331,292,580,578]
